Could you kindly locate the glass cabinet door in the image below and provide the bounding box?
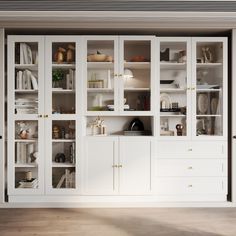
[8,36,44,194]
[86,37,118,114]
[193,38,226,138]
[158,38,191,138]
[45,36,79,194]
[120,37,154,113]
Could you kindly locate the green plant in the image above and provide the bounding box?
[52,69,64,81]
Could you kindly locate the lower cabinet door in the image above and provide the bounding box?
[83,137,118,195]
[119,137,152,195]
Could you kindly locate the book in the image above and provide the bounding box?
[30,73,38,90]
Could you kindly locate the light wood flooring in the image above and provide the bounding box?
[0,208,236,236]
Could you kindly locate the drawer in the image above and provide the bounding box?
[154,177,227,195]
[156,141,226,156]
[155,159,227,177]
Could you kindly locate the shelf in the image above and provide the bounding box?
[160,62,186,70]
[15,64,38,70]
[52,139,75,143]
[160,88,186,93]
[87,62,114,69]
[52,162,75,168]
[87,88,114,93]
[196,114,222,117]
[15,163,37,168]
[196,63,222,68]
[196,89,221,92]
[52,89,75,94]
[15,139,37,143]
[124,62,150,69]
[52,63,75,69]
[124,88,150,92]
[160,114,186,117]
[15,90,38,93]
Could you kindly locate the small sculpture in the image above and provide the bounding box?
[53,125,60,139]
[55,153,66,163]
[176,124,184,136]
[90,116,107,136]
[30,152,38,163]
[54,47,66,63]
[202,47,213,63]
[17,122,30,139]
[66,44,75,63]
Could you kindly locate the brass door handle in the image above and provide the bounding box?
[44,115,48,118]
[38,115,42,118]
[112,165,118,168]
[118,164,123,168]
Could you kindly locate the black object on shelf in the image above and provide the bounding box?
[0,135,2,139]
[160,108,181,112]
[160,80,174,84]
[128,118,144,131]
[160,48,169,61]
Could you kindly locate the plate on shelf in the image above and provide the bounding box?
[198,93,209,114]
[160,80,174,84]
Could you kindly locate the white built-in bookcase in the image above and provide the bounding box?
[7,35,228,202]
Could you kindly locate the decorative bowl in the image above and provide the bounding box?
[87,54,107,62]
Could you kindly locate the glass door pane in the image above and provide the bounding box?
[159,40,189,137]
[87,40,116,112]
[195,41,224,136]
[51,42,76,114]
[51,120,76,189]
[122,40,151,112]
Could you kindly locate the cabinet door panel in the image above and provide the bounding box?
[119,137,151,194]
[83,137,118,195]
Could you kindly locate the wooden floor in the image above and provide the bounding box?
[0,208,236,236]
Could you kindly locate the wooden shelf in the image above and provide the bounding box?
[52,139,75,143]
[87,88,114,93]
[196,63,222,68]
[160,62,186,70]
[160,88,186,93]
[87,62,114,69]
[15,90,38,93]
[52,64,75,69]
[15,163,37,168]
[15,139,37,143]
[124,88,150,92]
[52,162,75,168]
[124,62,150,69]
[15,64,38,70]
[52,89,75,94]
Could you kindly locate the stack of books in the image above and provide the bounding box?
[18,178,38,189]
[56,169,75,188]
[15,70,38,90]
[19,43,38,64]
[15,97,38,114]
[16,142,35,164]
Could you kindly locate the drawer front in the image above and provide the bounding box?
[155,159,227,177]
[156,141,226,156]
[154,177,227,195]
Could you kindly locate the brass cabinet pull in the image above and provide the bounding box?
[188,184,193,188]
[118,164,123,168]
[188,166,193,170]
[38,115,42,118]
[44,115,48,118]
[112,165,118,168]
[191,87,196,90]
[187,87,191,90]
[188,148,193,152]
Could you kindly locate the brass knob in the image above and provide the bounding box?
[114,73,118,77]
[191,87,196,90]
[44,115,48,118]
[188,148,192,152]
[118,164,123,168]
[188,166,193,170]
[187,87,191,90]
[188,184,193,188]
[119,74,123,77]
[38,115,42,118]
[112,165,118,168]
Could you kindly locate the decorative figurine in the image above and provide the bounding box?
[30,152,38,163]
[55,153,66,163]
[90,116,107,136]
[54,47,66,63]
[17,122,30,139]
[176,124,184,136]
[53,125,60,139]
[66,44,75,63]
[202,47,213,63]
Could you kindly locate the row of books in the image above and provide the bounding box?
[56,169,75,188]
[18,178,38,189]
[15,97,38,114]
[16,142,35,164]
[19,43,38,65]
[16,70,38,90]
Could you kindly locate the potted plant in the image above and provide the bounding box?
[52,69,64,88]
